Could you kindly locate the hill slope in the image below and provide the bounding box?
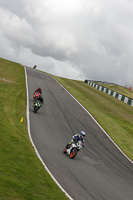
[0,57,132,199]
[52,76,133,162]
[0,58,69,200]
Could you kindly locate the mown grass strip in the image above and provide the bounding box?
[0,58,69,200]
[52,76,133,161]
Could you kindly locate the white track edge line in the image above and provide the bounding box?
[24,67,73,200]
[52,77,133,165]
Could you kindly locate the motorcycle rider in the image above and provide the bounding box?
[34,87,43,103]
[33,65,37,69]
[65,131,86,150]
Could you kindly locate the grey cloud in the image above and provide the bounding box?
[0,0,133,86]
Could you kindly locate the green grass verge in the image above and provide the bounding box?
[0,58,69,200]
[52,76,133,161]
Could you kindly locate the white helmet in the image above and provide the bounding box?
[80,131,86,137]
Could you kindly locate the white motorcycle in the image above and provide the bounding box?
[63,140,84,159]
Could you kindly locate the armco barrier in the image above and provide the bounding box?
[85,80,133,107]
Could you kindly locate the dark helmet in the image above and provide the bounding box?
[37,87,42,92]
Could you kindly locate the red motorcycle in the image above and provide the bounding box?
[33,65,37,69]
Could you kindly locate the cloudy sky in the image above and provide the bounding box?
[0,0,133,86]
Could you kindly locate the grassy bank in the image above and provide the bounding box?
[53,76,133,161]
[0,58,69,200]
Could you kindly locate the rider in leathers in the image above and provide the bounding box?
[34,87,43,103]
[65,131,86,149]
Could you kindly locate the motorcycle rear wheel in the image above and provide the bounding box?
[63,147,67,153]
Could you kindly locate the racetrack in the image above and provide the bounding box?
[26,67,133,200]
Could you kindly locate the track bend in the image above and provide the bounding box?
[26,67,133,200]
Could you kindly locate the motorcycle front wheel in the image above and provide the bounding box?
[70,147,78,159]
[34,106,38,113]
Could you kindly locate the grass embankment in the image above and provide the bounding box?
[53,76,133,161]
[0,58,69,200]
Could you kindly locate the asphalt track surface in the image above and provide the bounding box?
[26,67,133,200]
